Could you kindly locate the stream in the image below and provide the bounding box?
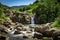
[8,16,36,40]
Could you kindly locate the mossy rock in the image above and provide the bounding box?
[43,37,49,40]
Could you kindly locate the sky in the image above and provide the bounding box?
[0,0,36,7]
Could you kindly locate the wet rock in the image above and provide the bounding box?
[42,30,53,37]
[42,28,60,40]
[15,22,24,27]
[33,32,43,39]
[9,36,24,40]
[34,24,56,38]
[34,27,42,33]
[2,21,11,27]
[23,28,27,31]
[14,31,21,34]
[16,27,23,31]
[41,23,52,31]
[41,28,56,37]
[23,36,28,38]
[15,23,23,31]
[0,28,8,34]
[34,23,52,33]
[0,25,8,34]
[0,27,8,39]
[0,36,6,40]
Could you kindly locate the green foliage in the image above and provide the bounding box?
[51,17,60,28]
[32,0,60,24]
[15,12,20,17]
[19,6,31,12]
[0,3,10,22]
[17,0,60,24]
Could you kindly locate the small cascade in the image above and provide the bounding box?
[32,28,35,34]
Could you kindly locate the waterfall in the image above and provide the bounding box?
[30,16,35,35]
[31,16,35,25]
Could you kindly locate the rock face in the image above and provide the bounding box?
[34,16,40,24]
[4,9,31,24]
[10,12,31,24]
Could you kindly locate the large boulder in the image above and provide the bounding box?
[34,23,52,32]
[34,27,42,33]
[16,27,23,31]
[15,23,24,31]
[41,23,52,31]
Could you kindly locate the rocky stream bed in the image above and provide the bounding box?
[0,21,60,40]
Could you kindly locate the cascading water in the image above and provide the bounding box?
[30,16,35,35]
[31,16,35,26]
